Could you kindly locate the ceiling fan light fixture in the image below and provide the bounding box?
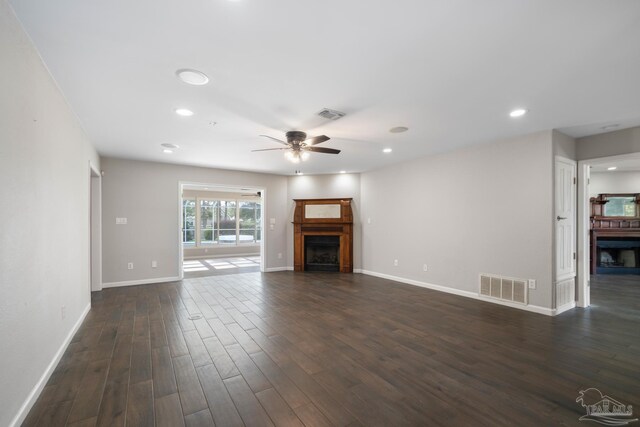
[301,151,310,161]
[285,151,300,163]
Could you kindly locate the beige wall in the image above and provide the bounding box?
[0,1,100,425]
[101,158,289,284]
[577,126,640,160]
[287,173,362,270]
[360,131,555,309]
[553,130,576,159]
[590,171,640,197]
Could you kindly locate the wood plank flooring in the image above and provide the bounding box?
[23,272,640,426]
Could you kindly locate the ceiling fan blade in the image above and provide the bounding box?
[259,135,289,146]
[303,146,341,154]
[251,147,287,152]
[305,135,330,145]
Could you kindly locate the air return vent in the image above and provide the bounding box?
[479,274,528,305]
[317,108,346,120]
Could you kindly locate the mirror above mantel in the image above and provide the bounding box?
[590,193,640,218]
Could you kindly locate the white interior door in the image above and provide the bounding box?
[555,157,577,281]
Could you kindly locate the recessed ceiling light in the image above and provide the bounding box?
[601,124,620,131]
[163,149,173,154]
[608,166,617,171]
[340,170,346,174]
[509,108,527,118]
[383,148,392,153]
[161,143,179,149]
[389,126,409,133]
[175,108,194,117]
[176,69,209,86]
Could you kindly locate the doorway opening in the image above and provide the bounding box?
[577,152,640,308]
[178,182,265,278]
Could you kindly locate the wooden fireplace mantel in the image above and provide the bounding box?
[293,198,353,273]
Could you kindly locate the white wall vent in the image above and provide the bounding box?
[317,108,346,120]
[479,274,528,305]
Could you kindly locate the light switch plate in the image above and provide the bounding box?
[116,217,127,225]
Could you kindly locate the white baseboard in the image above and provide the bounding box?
[264,266,293,272]
[9,303,91,427]
[102,276,181,288]
[184,252,259,260]
[360,270,555,316]
[553,301,576,315]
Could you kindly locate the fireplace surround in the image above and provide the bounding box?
[293,198,353,273]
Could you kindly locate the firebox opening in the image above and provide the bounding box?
[305,235,340,272]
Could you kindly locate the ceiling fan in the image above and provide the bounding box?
[252,131,340,163]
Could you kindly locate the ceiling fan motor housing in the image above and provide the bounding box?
[286,131,307,145]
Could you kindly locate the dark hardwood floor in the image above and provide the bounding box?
[23,272,640,426]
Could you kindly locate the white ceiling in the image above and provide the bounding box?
[9,0,640,175]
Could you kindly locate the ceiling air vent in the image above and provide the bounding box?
[317,108,346,121]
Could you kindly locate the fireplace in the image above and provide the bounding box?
[305,235,340,272]
[595,237,640,274]
[293,198,353,273]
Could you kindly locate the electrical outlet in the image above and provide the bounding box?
[423,264,428,272]
[61,306,66,320]
[393,259,398,267]
[528,279,536,289]
[128,262,134,270]
[278,253,283,259]
[151,260,157,268]
[367,217,371,224]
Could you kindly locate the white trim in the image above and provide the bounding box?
[102,276,181,288]
[89,162,102,292]
[577,160,590,308]
[360,270,556,316]
[178,181,267,275]
[264,267,293,272]
[554,301,577,315]
[9,303,91,427]
[574,152,640,308]
[184,252,260,260]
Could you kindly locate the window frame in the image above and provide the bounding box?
[182,196,262,247]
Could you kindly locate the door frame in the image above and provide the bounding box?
[89,162,102,293]
[577,152,640,308]
[177,181,266,279]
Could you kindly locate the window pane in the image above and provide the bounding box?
[215,200,236,244]
[200,199,215,244]
[183,199,196,246]
[604,197,636,217]
[238,202,261,244]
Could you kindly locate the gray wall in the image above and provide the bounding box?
[577,126,640,160]
[287,173,362,270]
[0,1,100,425]
[101,158,289,284]
[553,130,576,159]
[360,131,554,309]
[590,171,640,197]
